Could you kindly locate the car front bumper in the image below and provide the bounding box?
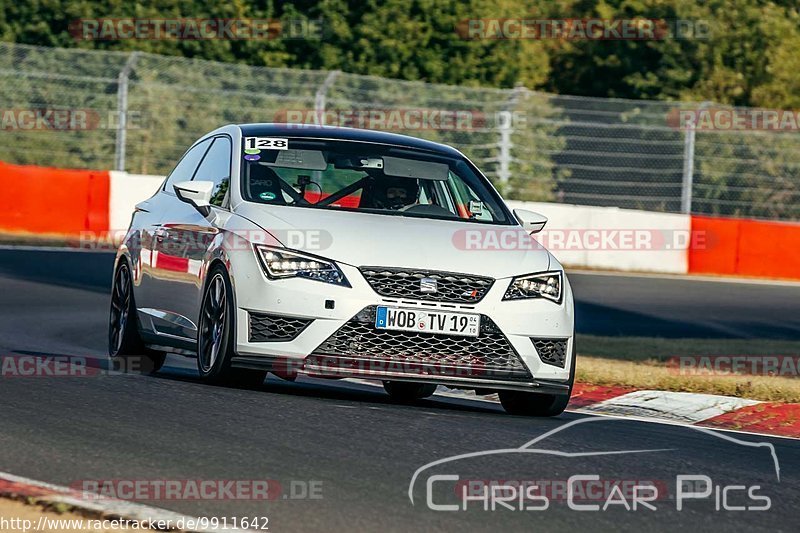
[232,260,575,393]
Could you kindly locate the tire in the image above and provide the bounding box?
[383,381,437,402]
[197,265,266,387]
[108,261,166,374]
[498,342,576,417]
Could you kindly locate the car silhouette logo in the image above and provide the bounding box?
[420,277,438,293]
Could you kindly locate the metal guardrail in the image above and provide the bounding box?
[0,42,797,220]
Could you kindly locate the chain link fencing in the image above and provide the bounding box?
[1,42,798,220]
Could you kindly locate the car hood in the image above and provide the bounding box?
[235,204,551,279]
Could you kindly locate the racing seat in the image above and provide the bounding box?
[247,164,286,204]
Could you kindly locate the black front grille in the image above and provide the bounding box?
[359,267,494,304]
[249,312,312,342]
[310,306,530,380]
[531,338,568,368]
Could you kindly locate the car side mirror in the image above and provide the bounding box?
[174,180,214,216]
[513,208,547,234]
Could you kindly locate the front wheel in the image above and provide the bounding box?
[196,266,266,388]
[499,342,576,417]
[383,381,437,402]
[108,261,165,374]
[498,390,570,417]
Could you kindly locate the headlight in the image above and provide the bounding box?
[254,245,350,287]
[503,271,562,303]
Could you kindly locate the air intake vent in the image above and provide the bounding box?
[531,338,568,368]
[249,313,312,342]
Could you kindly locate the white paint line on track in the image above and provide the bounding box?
[577,390,761,424]
[0,472,247,532]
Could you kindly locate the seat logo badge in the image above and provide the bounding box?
[420,278,438,293]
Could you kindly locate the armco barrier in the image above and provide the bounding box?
[689,215,800,280]
[0,161,109,236]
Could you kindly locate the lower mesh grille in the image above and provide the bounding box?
[249,312,312,342]
[310,306,531,381]
[531,338,568,368]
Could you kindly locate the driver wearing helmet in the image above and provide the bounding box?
[367,177,420,210]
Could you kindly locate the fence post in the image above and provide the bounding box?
[314,70,340,125]
[680,101,709,214]
[497,85,525,187]
[114,52,141,172]
[680,122,696,214]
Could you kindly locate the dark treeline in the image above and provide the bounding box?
[2,0,798,108]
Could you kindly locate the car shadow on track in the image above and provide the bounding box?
[6,348,503,415]
[148,364,507,416]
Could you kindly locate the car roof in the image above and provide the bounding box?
[236,123,464,158]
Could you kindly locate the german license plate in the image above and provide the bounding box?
[375,306,480,337]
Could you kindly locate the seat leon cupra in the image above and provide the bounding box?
[109,124,575,416]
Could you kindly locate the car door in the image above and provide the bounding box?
[135,138,213,340]
[148,136,233,343]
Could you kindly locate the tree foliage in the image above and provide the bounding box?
[2,0,798,109]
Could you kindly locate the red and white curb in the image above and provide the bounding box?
[0,472,247,532]
[568,384,800,438]
[346,379,800,439]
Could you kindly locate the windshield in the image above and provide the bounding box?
[239,137,513,225]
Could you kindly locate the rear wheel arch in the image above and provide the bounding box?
[108,259,165,374]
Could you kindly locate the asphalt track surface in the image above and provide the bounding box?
[1,248,799,532]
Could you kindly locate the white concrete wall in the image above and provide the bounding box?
[507,200,690,274]
[108,171,164,232]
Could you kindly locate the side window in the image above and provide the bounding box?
[163,139,212,194]
[193,137,232,207]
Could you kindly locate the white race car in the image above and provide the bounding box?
[109,124,575,416]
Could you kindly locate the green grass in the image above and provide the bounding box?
[576,335,800,402]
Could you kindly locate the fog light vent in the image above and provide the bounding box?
[531,338,568,368]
